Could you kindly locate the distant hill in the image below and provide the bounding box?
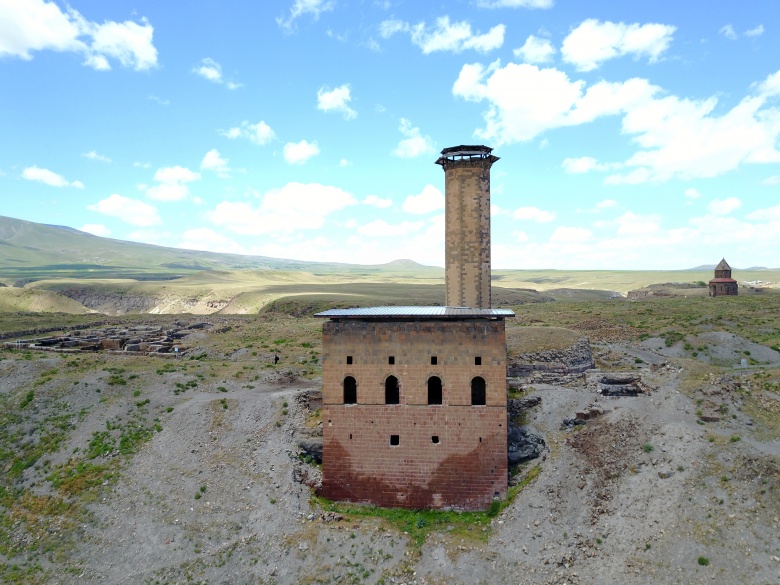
[0,215,441,284]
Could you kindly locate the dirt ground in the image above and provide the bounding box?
[1,334,778,585]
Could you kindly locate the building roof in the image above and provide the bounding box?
[715,258,732,271]
[708,278,737,284]
[314,306,515,319]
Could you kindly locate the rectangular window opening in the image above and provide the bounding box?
[431,435,439,444]
[390,434,400,446]
[388,356,395,365]
[475,356,482,366]
[346,356,353,365]
[431,356,438,365]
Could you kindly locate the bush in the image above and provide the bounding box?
[642,444,654,453]
[697,556,709,566]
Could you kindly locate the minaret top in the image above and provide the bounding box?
[435,145,499,169]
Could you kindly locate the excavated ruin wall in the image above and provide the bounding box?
[507,337,594,376]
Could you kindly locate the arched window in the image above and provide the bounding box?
[343,376,357,404]
[471,376,486,406]
[427,376,442,405]
[385,376,399,404]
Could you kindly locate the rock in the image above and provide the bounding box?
[297,438,322,464]
[658,471,673,479]
[508,427,546,464]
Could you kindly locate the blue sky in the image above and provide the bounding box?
[1,0,779,270]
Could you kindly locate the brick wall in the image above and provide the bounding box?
[319,318,508,510]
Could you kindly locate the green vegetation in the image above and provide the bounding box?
[698,556,710,566]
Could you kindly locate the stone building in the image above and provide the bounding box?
[709,258,738,297]
[315,145,513,510]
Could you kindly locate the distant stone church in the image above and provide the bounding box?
[708,258,738,297]
[315,146,512,510]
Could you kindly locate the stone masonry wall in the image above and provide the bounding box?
[319,318,508,510]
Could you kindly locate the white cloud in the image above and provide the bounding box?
[393,118,435,158]
[453,61,659,143]
[561,19,676,71]
[339,158,352,167]
[88,194,161,226]
[317,84,357,120]
[146,165,200,202]
[277,0,334,31]
[402,185,444,214]
[745,24,764,38]
[222,120,276,145]
[596,199,617,209]
[80,223,110,237]
[550,226,592,243]
[513,35,555,64]
[512,230,529,242]
[762,175,780,185]
[708,197,741,216]
[0,0,157,70]
[178,228,245,254]
[133,161,151,169]
[477,0,553,7]
[207,182,356,235]
[512,206,555,222]
[149,95,169,106]
[562,156,616,174]
[684,188,702,199]
[746,204,780,222]
[457,62,780,182]
[192,57,241,89]
[362,195,393,208]
[381,16,505,54]
[283,140,320,164]
[21,166,83,188]
[201,149,230,178]
[82,150,111,163]
[357,220,425,237]
[719,24,737,40]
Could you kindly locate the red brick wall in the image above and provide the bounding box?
[319,318,508,510]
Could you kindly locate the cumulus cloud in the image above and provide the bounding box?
[380,16,505,54]
[88,194,161,226]
[277,0,334,31]
[21,166,83,188]
[0,0,157,70]
[82,150,111,163]
[178,228,245,254]
[192,58,241,89]
[745,24,764,38]
[719,24,737,40]
[561,19,676,71]
[402,185,444,214]
[80,223,110,237]
[708,197,741,216]
[393,118,435,158]
[513,35,555,64]
[357,220,425,237]
[283,140,320,164]
[362,195,393,208]
[221,120,276,145]
[146,165,200,201]
[550,226,592,243]
[207,182,356,235]
[512,206,555,222]
[562,156,616,174]
[317,84,357,119]
[762,175,780,186]
[684,188,702,199]
[201,149,230,178]
[455,61,780,183]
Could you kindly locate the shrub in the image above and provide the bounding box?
[697,556,709,566]
[642,444,654,453]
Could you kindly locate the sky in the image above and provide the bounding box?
[1,0,780,270]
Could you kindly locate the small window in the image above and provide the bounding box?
[343,376,357,404]
[388,356,395,365]
[475,356,482,366]
[346,356,353,365]
[431,435,439,444]
[385,376,399,405]
[431,356,438,365]
[390,434,400,446]
[471,376,486,406]
[428,376,442,405]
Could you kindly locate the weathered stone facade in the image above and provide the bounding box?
[318,317,509,510]
[709,258,738,297]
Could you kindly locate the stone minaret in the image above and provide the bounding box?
[435,145,499,309]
